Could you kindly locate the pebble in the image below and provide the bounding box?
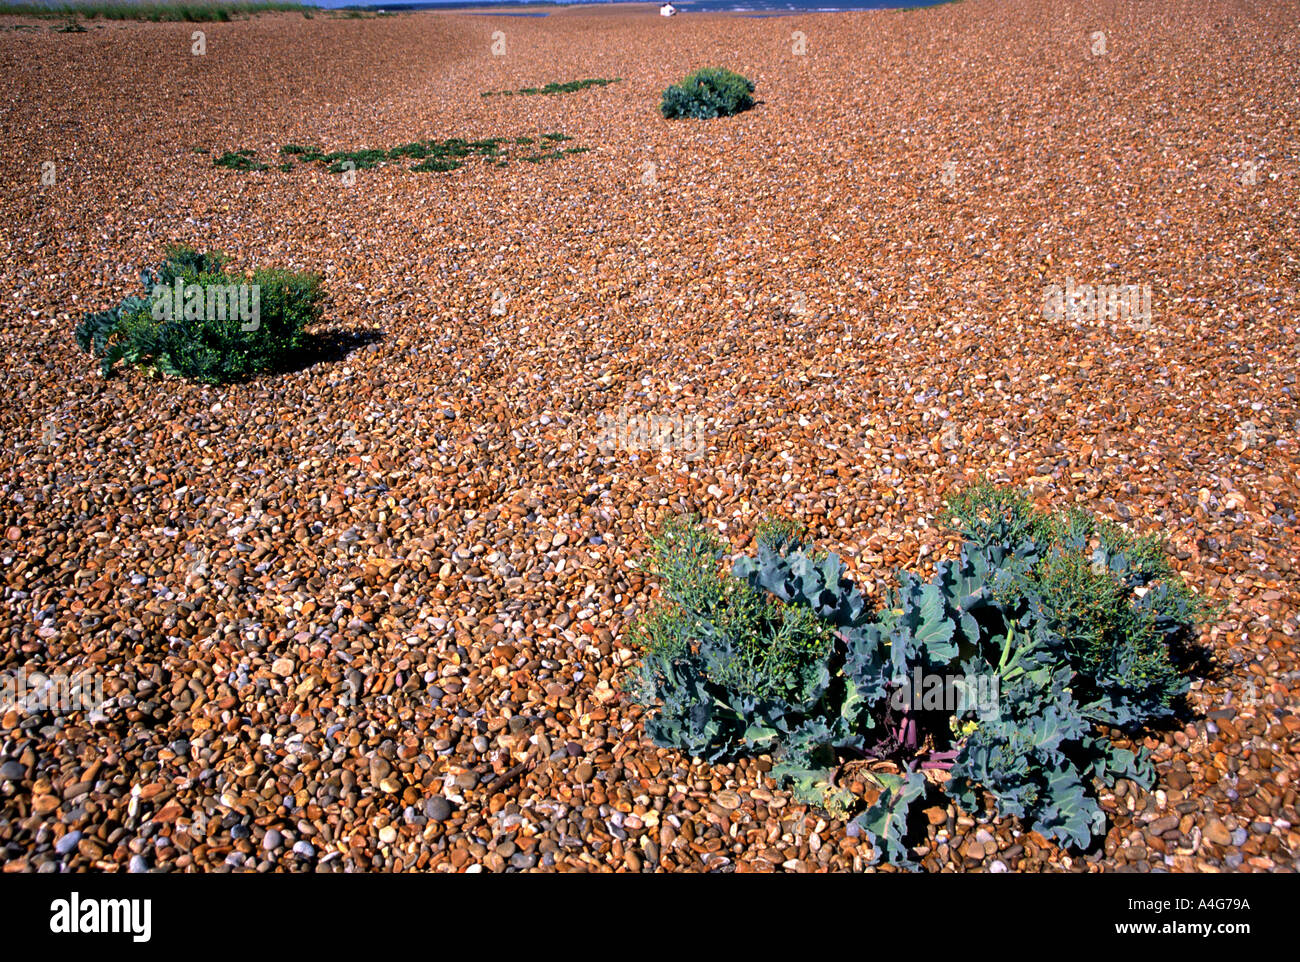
[1204,819,1232,846]
[55,832,82,856]
[425,797,453,822]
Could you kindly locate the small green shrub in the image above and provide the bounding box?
[628,517,834,708]
[73,245,323,383]
[625,485,1216,867]
[660,67,756,120]
[944,481,1216,719]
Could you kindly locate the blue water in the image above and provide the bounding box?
[670,0,950,10]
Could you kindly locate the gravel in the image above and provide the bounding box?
[0,1,1297,873]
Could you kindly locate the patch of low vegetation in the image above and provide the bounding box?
[279,143,323,161]
[0,1,307,22]
[625,484,1217,867]
[74,245,324,383]
[213,149,267,172]
[660,67,756,119]
[481,77,622,98]
[211,134,583,176]
[54,16,87,31]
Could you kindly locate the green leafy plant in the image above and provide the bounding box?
[660,67,756,120]
[73,245,323,383]
[625,485,1215,867]
[944,481,1217,724]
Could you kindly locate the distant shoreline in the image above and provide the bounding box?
[355,1,951,12]
[0,0,958,21]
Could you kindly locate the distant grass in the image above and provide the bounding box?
[212,133,585,176]
[481,78,622,98]
[0,1,307,22]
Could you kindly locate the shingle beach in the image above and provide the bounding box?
[0,0,1297,872]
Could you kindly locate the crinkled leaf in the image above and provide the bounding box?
[854,771,927,868]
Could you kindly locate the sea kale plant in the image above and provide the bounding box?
[74,245,323,383]
[625,483,1216,867]
[660,67,756,119]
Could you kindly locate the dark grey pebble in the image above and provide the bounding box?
[425,796,453,822]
